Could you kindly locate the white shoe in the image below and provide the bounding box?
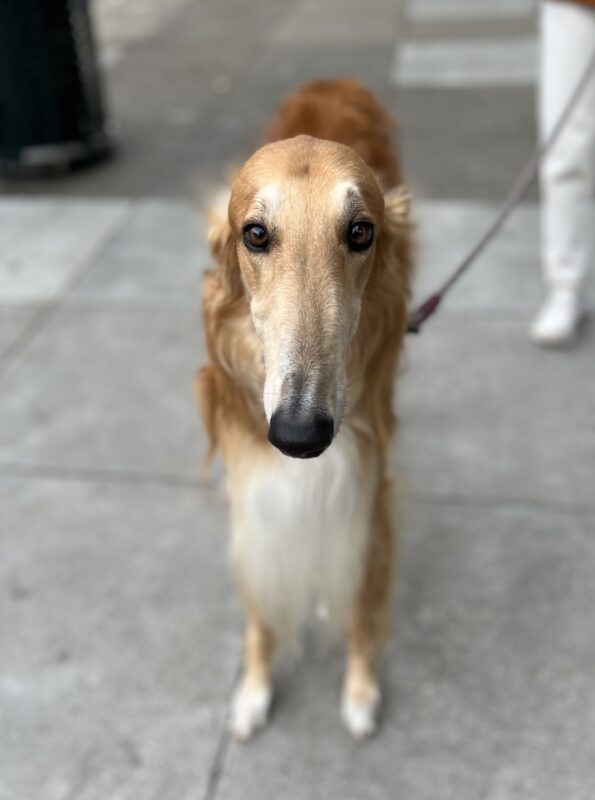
[530,288,583,346]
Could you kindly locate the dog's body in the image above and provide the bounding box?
[197,79,412,739]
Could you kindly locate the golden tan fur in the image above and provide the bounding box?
[196,79,413,740]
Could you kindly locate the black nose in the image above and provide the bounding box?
[268,409,334,459]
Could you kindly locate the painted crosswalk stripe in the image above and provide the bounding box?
[409,0,536,23]
[393,37,537,88]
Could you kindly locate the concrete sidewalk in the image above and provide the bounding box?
[1,1,595,799]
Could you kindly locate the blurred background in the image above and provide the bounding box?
[1,1,594,799]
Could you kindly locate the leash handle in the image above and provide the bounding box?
[406,44,595,334]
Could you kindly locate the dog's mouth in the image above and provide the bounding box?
[267,408,334,459]
[277,445,327,460]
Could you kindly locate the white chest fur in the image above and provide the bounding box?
[229,426,377,637]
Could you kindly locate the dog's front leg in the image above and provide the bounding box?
[342,488,395,739]
[230,609,274,741]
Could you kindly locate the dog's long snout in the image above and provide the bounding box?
[268,408,334,459]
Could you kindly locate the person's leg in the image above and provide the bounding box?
[531,0,595,345]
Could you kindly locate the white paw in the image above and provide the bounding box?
[341,688,380,740]
[230,684,272,742]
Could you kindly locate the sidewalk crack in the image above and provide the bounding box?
[203,658,241,800]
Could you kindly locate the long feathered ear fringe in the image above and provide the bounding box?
[194,366,218,475]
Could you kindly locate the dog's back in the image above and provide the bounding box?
[264,79,401,189]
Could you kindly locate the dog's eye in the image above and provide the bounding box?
[243,224,269,252]
[347,221,374,252]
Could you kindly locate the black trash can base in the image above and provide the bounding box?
[0,0,113,179]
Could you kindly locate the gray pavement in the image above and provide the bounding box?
[1,0,595,798]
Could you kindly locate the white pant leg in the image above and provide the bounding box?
[539,0,595,290]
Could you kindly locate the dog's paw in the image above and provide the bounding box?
[230,683,272,742]
[341,685,380,740]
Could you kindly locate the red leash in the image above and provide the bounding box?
[407,46,595,335]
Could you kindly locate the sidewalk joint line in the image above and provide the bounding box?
[0,461,205,491]
[408,488,595,518]
[1,463,593,517]
[203,658,242,800]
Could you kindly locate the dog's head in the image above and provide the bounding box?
[211,135,407,459]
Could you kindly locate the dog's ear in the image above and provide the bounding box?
[380,184,415,297]
[383,184,412,229]
[207,211,245,305]
[208,215,234,260]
